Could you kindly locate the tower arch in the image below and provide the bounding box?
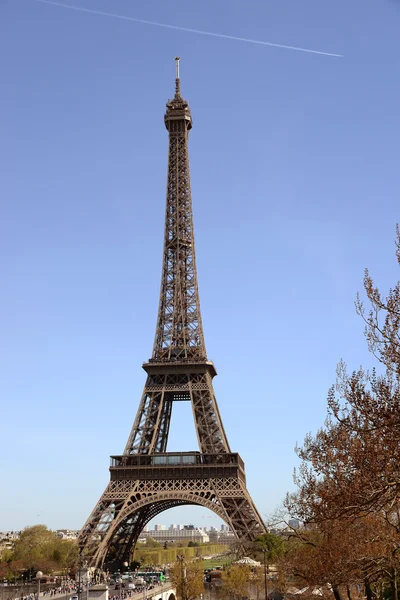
[89,490,231,568]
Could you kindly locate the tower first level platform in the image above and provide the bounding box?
[110,451,246,482]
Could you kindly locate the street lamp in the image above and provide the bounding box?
[86,569,90,600]
[78,559,89,600]
[261,550,268,600]
[177,555,185,600]
[36,572,43,600]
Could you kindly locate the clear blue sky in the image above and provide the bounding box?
[1,0,399,532]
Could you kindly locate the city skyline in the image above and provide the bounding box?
[0,522,230,535]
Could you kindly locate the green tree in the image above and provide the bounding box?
[252,533,284,565]
[52,540,79,574]
[251,534,285,600]
[2,526,79,579]
[13,526,58,577]
[145,537,161,548]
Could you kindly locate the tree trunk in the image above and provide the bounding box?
[390,569,398,600]
[332,586,343,600]
[364,580,373,600]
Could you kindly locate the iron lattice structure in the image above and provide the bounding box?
[78,59,266,569]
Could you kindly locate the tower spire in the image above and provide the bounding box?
[175,56,181,98]
[157,57,198,362]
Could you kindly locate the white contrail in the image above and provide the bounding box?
[32,0,343,58]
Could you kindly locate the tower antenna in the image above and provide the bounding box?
[175,56,181,97]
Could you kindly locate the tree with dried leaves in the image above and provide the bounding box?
[221,564,252,600]
[285,227,400,600]
[280,515,400,600]
[170,556,204,600]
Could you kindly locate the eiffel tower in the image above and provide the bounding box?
[78,58,266,569]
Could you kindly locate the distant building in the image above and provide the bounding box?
[288,519,300,530]
[56,530,79,540]
[0,531,20,541]
[208,530,219,543]
[0,531,20,551]
[218,532,235,544]
[142,526,209,544]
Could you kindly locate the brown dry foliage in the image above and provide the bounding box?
[221,565,252,600]
[284,226,400,599]
[170,558,204,600]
